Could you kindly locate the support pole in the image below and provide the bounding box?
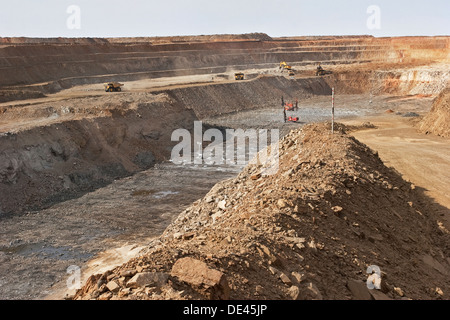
[331,87,335,134]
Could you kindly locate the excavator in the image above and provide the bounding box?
[279,61,292,71]
[315,63,332,76]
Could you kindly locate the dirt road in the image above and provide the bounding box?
[343,115,450,228]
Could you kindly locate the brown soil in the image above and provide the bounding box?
[419,87,450,137]
[0,34,449,301]
[0,94,406,300]
[72,123,450,300]
[343,114,450,229]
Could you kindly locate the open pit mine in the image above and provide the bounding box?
[0,33,449,301]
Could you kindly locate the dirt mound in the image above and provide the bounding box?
[419,87,450,137]
[72,123,449,300]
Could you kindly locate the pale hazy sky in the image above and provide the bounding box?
[0,0,448,38]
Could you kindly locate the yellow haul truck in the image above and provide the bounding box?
[104,82,124,92]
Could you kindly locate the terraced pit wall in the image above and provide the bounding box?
[0,35,448,98]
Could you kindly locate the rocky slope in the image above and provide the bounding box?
[419,87,450,137]
[0,93,194,215]
[72,123,450,300]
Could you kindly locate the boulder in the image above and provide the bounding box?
[291,271,305,284]
[106,280,120,293]
[171,257,230,300]
[126,272,169,289]
[120,270,137,278]
[369,290,393,300]
[280,273,292,285]
[300,282,323,300]
[277,199,288,208]
[346,279,372,300]
[394,287,404,297]
[218,200,227,210]
[288,285,301,300]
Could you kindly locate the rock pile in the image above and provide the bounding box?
[419,87,450,138]
[73,123,449,300]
